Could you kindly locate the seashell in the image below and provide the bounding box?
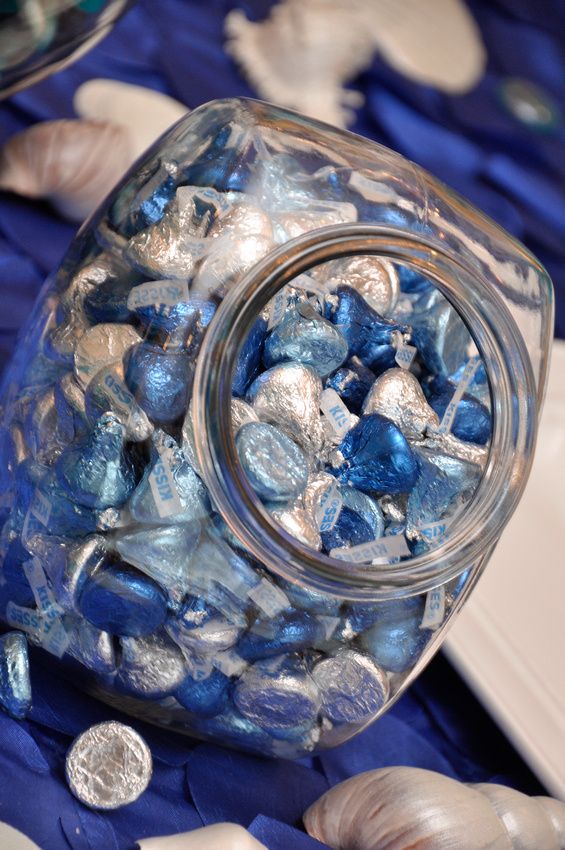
[224,0,375,128]
[0,822,40,850]
[224,0,485,129]
[304,766,565,850]
[74,79,188,163]
[136,822,268,849]
[0,120,133,222]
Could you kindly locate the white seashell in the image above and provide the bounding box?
[136,823,268,850]
[304,766,565,850]
[366,0,486,94]
[0,821,41,850]
[74,79,188,162]
[224,0,374,128]
[224,0,486,128]
[0,119,132,222]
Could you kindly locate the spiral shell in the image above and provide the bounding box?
[0,119,132,221]
[304,766,565,849]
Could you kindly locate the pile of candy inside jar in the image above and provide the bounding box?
[0,115,492,757]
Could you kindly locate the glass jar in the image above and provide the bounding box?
[0,0,135,98]
[0,98,553,758]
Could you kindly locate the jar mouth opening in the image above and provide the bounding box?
[192,223,538,602]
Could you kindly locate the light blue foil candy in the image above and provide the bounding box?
[166,594,242,654]
[409,288,469,376]
[311,649,389,725]
[114,522,201,601]
[234,654,321,733]
[236,422,309,502]
[264,304,348,377]
[55,412,135,510]
[128,430,209,526]
[359,596,428,674]
[124,341,194,424]
[341,487,385,540]
[0,631,31,720]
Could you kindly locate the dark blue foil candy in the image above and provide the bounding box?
[0,539,36,607]
[135,297,217,352]
[237,612,322,661]
[320,506,374,552]
[325,285,408,372]
[332,413,418,495]
[124,341,194,423]
[0,631,31,720]
[83,275,134,324]
[264,306,348,377]
[110,159,178,238]
[325,357,375,413]
[236,422,308,502]
[232,316,268,397]
[78,559,169,637]
[396,265,433,293]
[425,376,491,445]
[181,124,256,192]
[55,413,135,510]
[175,668,230,717]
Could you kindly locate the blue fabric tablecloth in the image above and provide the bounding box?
[0,1,560,847]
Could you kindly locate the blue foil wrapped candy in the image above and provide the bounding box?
[55,413,135,510]
[425,376,492,445]
[325,357,375,413]
[359,597,429,674]
[331,413,419,494]
[234,654,321,735]
[124,341,194,424]
[78,556,169,637]
[0,631,31,720]
[175,668,231,717]
[325,285,409,372]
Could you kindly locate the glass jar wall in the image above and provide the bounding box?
[0,99,552,757]
[0,0,135,97]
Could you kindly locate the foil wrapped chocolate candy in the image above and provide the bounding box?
[0,99,540,763]
[0,631,31,720]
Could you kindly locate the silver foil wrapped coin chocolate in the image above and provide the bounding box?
[0,99,549,759]
[65,721,152,810]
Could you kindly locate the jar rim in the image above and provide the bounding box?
[192,223,538,602]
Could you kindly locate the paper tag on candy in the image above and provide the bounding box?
[291,274,328,299]
[420,586,446,630]
[331,533,411,563]
[149,449,183,518]
[418,518,451,544]
[393,332,417,370]
[100,367,135,416]
[22,558,64,617]
[127,279,189,310]
[248,579,290,617]
[437,356,481,435]
[213,649,247,677]
[5,602,44,637]
[267,286,290,329]
[40,613,71,658]
[315,478,343,532]
[320,388,351,438]
[30,490,51,527]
